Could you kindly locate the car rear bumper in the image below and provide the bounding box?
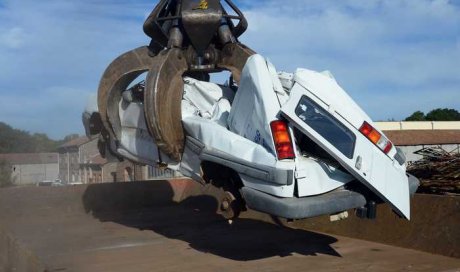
[241,187,367,219]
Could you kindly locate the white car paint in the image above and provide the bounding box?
[84,53,413,219]
[281,72,410,219]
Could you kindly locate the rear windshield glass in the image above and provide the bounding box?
[295,96,356,159]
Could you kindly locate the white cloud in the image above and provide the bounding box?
[0,0,459,138]
[0,27,26,49]
[240,0,460,119]
[0,1,152,138]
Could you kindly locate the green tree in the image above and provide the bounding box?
[0,160,12,187]
[405,111,426,121]
[62,134,80,143]
[405,108,460,121]
[0,122,75,153]
[31,133,59,153]
[425,108,460,121]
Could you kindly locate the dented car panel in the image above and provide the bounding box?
[86,49,417,220]
[85,0,421,222]
[281,71,411,219]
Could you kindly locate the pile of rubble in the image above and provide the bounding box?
[408,147,460,195]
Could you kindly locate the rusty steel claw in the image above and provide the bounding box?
[97,46,155,153]
[144,48,188,162]
[143,43,254,161]
[219,43,256,83]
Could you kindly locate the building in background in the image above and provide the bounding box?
[57,136,120,184]
[376,121,460,163]
[79,137,107,184]
[57,136,171,184]
[0,153,59,185]
[58,137,89,184]
[375,121,460,131]
[384,130,460,163]
[146,165,182,180]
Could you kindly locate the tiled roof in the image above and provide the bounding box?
[58,136,89,149]
[383,130,460,146]
[0,153,58,165]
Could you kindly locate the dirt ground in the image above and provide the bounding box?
[1,181,459,272]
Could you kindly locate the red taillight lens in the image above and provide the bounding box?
[270,120,295,160]
[360,121,393,154]
[360,122,381,144]
[359,121,373,136]
[383,141,393,154]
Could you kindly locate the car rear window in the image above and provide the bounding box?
[295,96,356,159]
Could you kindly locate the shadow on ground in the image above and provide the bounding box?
[82,181,340,261]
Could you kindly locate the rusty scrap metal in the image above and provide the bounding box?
[408,146,460,195]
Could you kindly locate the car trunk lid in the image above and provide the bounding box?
[281,69,411,219]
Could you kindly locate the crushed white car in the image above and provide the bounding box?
[84,54,419,220]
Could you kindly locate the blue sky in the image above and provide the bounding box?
[0,0,459,139]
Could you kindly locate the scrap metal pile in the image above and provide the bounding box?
[408,147,460,195]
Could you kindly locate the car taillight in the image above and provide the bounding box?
[359,121,393,154]
[270,120,295,160]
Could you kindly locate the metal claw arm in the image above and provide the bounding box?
[144,49,189,162]
[98,0,256,162]
[97,46,155,157]
[222,0,248,38]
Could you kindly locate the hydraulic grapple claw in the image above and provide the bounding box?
[145,49,188,161]
[98,46,156,145]
[98,0,256,163]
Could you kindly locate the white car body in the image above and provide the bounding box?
[84,54,418,220]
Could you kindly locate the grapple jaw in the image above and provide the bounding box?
[144,48,188,162]
[98,0,255,163]
[97,46,155,160]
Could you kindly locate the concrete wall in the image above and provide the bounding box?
[103,162,118,182]
[79,139,104,184]
[294,194,460,258]
[58,149,80,184]
[79,139,99,163]
[58,154,67,183]
[11,163,59,185]
[376,121,460,131]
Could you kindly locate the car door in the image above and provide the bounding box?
[281,70,410,219]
